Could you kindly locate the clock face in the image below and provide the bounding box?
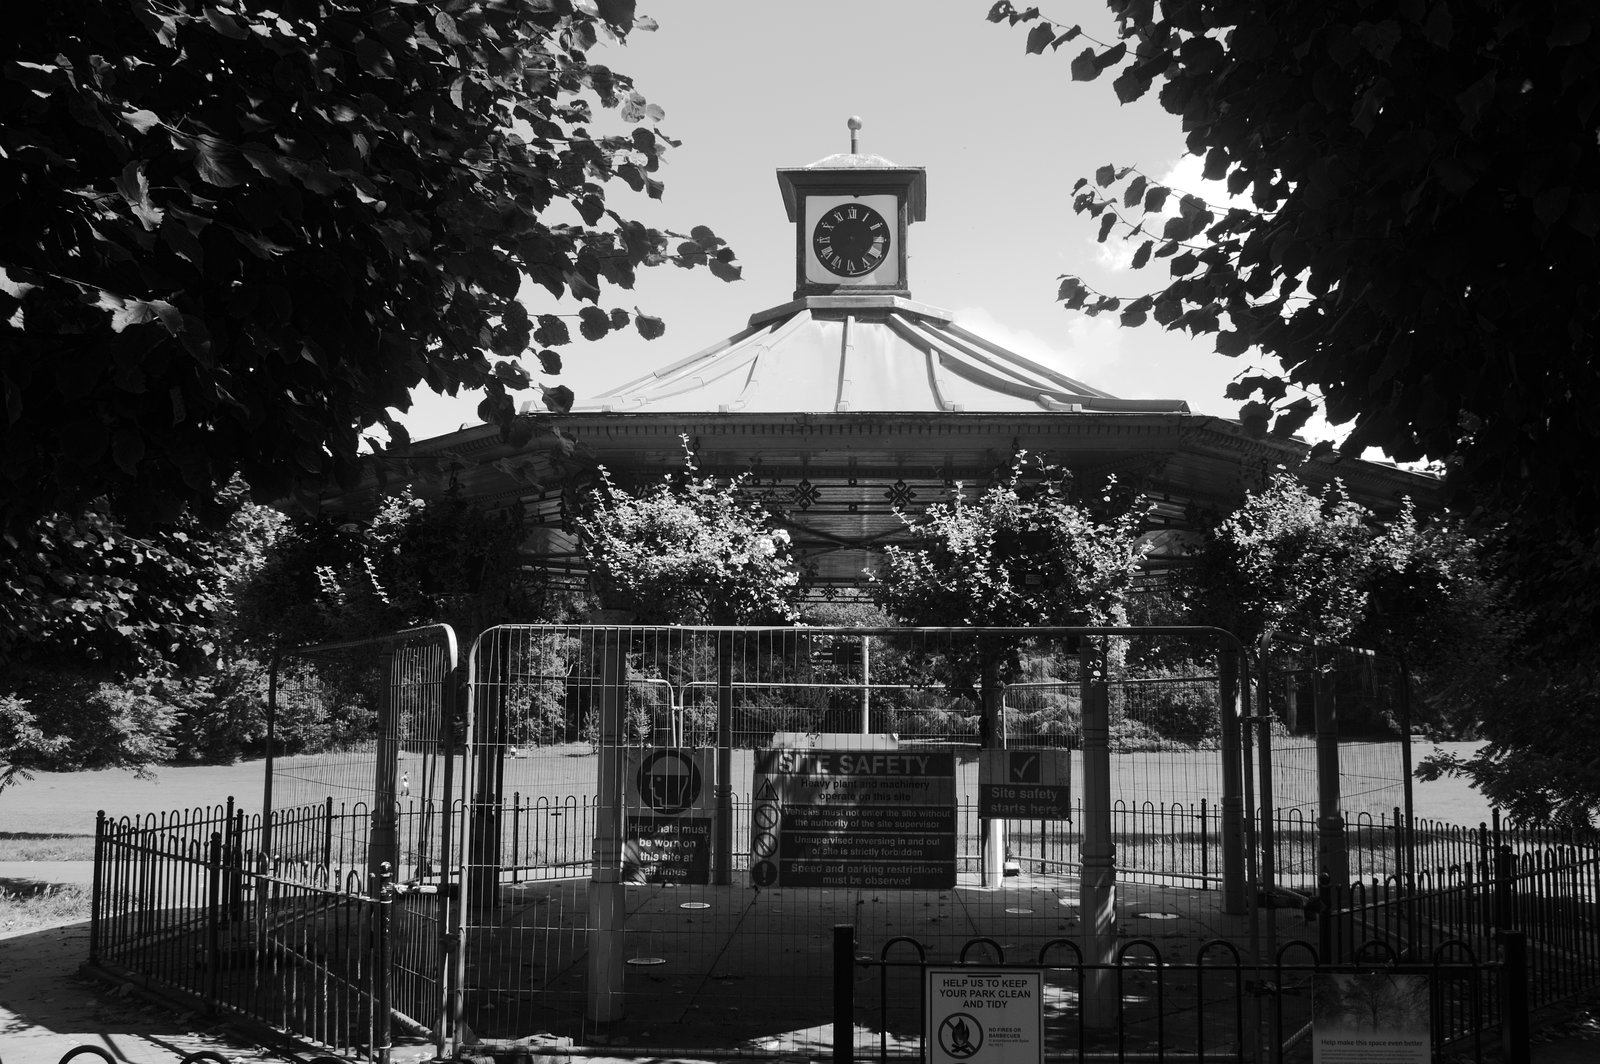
[811,203,891,277]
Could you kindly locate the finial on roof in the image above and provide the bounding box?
[848,115,862,154]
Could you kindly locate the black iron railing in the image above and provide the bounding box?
[844,928,1509,1064]
[89,796,1597,1062]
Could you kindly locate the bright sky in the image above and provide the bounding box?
[399,1,1330,444]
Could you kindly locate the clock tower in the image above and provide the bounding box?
[776,117,927,299]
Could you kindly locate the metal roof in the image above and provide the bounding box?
[582,294,1191,418]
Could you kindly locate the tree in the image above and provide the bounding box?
[873,452,1147,881]
[227,489,563,648]
[574,444,803,625]
[872,453,1148,695]
[1178,475,1379,650]
[0,490,282,784]
[2,0,737,531]
[0,678,176,794]
[1180,476,1517,735]
[992,1,1598,516]
[995,0,1600,821]
[0,503,233,676]
[1357,502,1521,735]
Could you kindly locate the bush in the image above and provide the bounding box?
[165,659,271,764]
[507,682,570,747]
[1138,691,1221,748]
[1,673,175,787]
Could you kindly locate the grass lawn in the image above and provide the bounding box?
[0,740,1496,843]
[4,740,1496,835]
[0,882,89,935]
[0,740,1495,937]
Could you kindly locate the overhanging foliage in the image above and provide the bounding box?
[1,0,738,530]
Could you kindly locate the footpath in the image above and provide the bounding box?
[1,861,283,1064]
[2,860,1597,1064]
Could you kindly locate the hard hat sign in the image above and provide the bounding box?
[634,749,707,815]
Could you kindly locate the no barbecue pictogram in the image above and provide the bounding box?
[937,1013,983,1058]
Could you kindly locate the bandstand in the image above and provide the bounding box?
[323,129,1437,592]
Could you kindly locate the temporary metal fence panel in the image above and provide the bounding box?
[82,609,1600,1062]
[263,623,460,1054]
[1257,645,1412,892]
[454,623,1254,1056]
[264,624,460,884]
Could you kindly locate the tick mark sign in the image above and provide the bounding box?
[1010,753,1040,783]
[978,749,1071,819]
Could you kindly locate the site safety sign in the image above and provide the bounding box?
[624,748,713,884]
[977,749,1072,819]
[748,748,956,889]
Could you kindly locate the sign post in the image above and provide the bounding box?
[925,967,1044,1064]
[749,748,956,889]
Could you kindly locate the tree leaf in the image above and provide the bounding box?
[493,360,531,389]
[116,162,164,231]
[578,305,610,341]
[1112,69,1150,103]
[204,7,249,40]
[1051,25,1083,50]
[109,299,182,335]
[1271,397,1317,438]
[1026,23,1054,54]
[1130,240,1153,269]
[635,310,665,339]
[539,383,574,413]
[356,38,396,78]
[534,315,571,347]
[120,109,162,133]
[1070,47,1101,81]
[192,138,247,188]
[596,0,638,32]
[1215,330,1251,356]
[434,11,467,45]
[1095,42,1128,72]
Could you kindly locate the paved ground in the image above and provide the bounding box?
[3,859,1597,1063]
[0,920,287,1064]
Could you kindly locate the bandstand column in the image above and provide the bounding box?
[587,616,629,1022]
[1079,640,1117,1028]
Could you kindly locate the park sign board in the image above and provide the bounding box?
[977,749,1072,819]
[925,967,1044,1064]
[748,748,956,889]
[624,748,714,884]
